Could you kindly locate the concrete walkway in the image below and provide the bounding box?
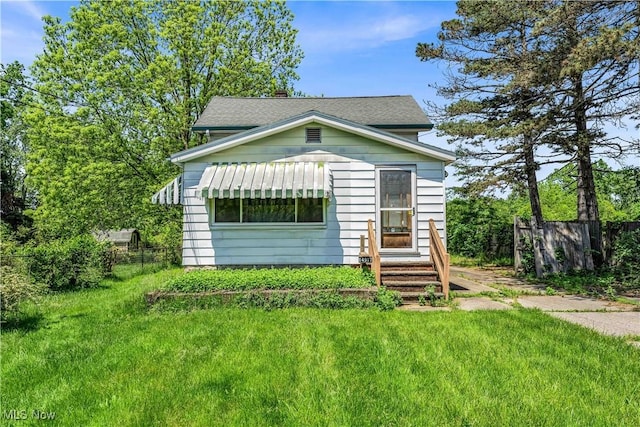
[400,266,640,347]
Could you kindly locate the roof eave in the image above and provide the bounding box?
[173,112,454,164]
[192,125,256,132]
[369,123,434,131]
[191,123,434,132]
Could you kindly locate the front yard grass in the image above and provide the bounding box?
[1,268,639,426]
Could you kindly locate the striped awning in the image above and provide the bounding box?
[151,176,181,205]
[197,162,332,199]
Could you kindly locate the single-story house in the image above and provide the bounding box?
[93,229,141,252]
[152,95,455,268]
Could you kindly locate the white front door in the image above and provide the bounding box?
[376,166,417,253]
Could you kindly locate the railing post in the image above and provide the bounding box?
[367,219,381,287]
[429,218,450,300]
[443,252,450,300]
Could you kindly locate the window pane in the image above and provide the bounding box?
[380,170,411,208]
[298,198,324,223]
[215,198,240,222]
[244,198,295,222]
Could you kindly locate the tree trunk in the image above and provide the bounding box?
[523,133,543,225]
[573,75,602,265]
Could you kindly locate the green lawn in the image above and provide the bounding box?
[2,268,639,426]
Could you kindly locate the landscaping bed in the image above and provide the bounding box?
[148,266,402,310]
[162,266,376,292]
[146,288,379,310]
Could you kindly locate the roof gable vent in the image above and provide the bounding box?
[305,127,321,143]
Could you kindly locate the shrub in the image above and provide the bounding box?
[235,291,373,310]
[27,235,112,291]
[447,197,513,262]
[611,229,640,286]
[0,266,46,319]
[374,287,402,311]
[518,236,536,275]
[150,290,375,312]
[164,266,376,292]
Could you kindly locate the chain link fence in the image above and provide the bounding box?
[1,246,181,282]
[108,246,181,276]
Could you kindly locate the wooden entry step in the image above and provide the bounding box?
[380,261,435,271]
[379,262,443,303]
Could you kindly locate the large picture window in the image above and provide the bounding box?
[213,198,325,224]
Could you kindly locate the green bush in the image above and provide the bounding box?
[611,229,640,286]
[163,266,376,292]
[235,291,374,310]
[151,290,375,312]
[447,197,513,262]
[27,235,112,291]
[0,266,46,319]
[374,287,403,311]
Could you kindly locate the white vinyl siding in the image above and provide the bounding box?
[180,124,446,266]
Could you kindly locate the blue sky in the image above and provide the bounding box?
[0,1,455,106]
[0,1,455,99]
[1,1,636,187]
[0,0,460,177]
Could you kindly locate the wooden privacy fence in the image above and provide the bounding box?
[515,218,640,277]
[514,218,594,277]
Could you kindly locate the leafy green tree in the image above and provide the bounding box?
[419,0,639,238]
[417,0,552,224]
[446,195,513,260]
[534,0,639,242]
[0,62,35,232]
[593,163,640,221]
[25,0,303,238]
[509,161,638,222]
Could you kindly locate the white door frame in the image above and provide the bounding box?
[375,165,417,254]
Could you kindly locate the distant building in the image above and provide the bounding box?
[93,229,140,252]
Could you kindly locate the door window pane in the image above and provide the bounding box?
[380,170,411,208]
[381,209,412,248]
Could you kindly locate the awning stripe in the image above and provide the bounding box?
[197,162,332,200]
[151,175,181,205]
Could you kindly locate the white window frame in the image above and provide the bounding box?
[210,197,327,228]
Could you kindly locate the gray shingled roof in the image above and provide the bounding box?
[193,95,432,130]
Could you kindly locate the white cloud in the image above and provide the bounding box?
[0,25,44,66]
[301,16,425,52]
[2,0,46,21]
[370,15,428,42]
[21,0,46,21]
[0,1,53,66]
[296,9,443,54]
